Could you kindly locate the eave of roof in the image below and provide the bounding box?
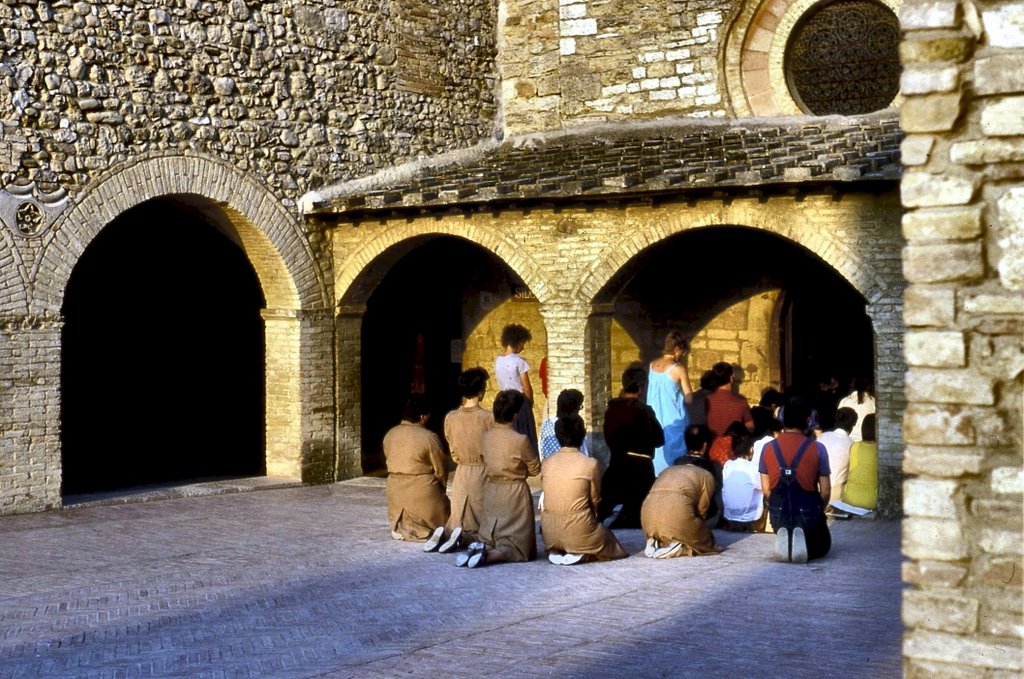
[305,111,902,221]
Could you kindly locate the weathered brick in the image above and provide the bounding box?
[905,330,966,367]
[950,139,1024,165]
[904,517,970,559]
[982,4,1024,48]
[904,445,984,476]
[904,287,956,326]
[991,467,1024,494]
[902,206,983,241]
[903,243,984,283]
[899,1,961,30]
[902,135,936,166]
[975,54,1024,95]
[902,171,978,207]
[902,559,969,588]
[904,405,976,445]
[906,368,995,405]
[903,590,979,633]
[904,629,1023,671]
[899,37,973,64]
[981,97,1024,136]
[904,477,960,517]
[900,93,963,132]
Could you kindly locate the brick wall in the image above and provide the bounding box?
[899,0,1024,674]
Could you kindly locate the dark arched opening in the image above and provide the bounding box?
[61,197,266,496]
[595,225,874,419]
[357,236,529,474]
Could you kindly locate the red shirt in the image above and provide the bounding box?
[708,435,735,466]
[758,431,830,493]
[705,389,753,439]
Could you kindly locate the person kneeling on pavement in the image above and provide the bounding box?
[639,424,724,559]
[540,414,627,565]
[759,394,832,563]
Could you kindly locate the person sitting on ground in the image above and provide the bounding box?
[540,414,627,565]
[816,406,858,511]
[674,423,721,525]
[383,394,450,542]
[640,424,724,558]
[838,377,876,442]
[599,364,665,528]
[432,367,494,553]
[759,388,785,419]
[709,420,750,467]
[750,406,783,469]
[721,434,766,532]
[460,389,542,568]
[539,389,590,461]
[843,414,878,511]
[760,394,831,563]
[705,362,754,440]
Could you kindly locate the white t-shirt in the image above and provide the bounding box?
[817,429,854,500]
[722,457,764,522]
[494,353,529,392]
[752,434,775,470]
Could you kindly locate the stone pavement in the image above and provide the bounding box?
[0,479,903,679]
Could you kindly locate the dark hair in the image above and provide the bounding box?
[501,323,532,348]
[732,434,755,458]
[759,388,784,410]
[493,389,525,424]
[684,423,712,455]
[401,394,431,422]
[458,367,489,399]
[751,406,782,437]
[699,370,717,392]
[781,394,812,430]
[556,389,584,417]
[861,413,877,442]
[849,377,874,404]
[711,362,734,388]
[834,407,859,433]
[662,331,689,355]
[621,364,647,394]
[554,414,586,448]
[724,420,749,440]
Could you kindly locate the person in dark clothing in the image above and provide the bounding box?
[760,394,832,563]
[599,365,665,528]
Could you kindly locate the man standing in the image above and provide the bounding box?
[705,362,753,439]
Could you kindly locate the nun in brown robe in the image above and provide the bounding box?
[477,389,542,564]
[443,368,494,543]
[640,457,722,557]
[383,394,450,541]
[541,415,627,563]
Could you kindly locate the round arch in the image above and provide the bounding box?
[334,219,552,308]
[33,152,328,315]
[576,203,892,304]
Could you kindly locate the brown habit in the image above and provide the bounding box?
[383,421,450,540]
[443,404,494,540]
[541,448,626,560]
[478,424,541,561]
[641,464,721,555]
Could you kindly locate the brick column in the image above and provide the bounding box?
[866,294,906,519]
[335,305,364,480]
[900,1,1024,674]
[262,307,336,483]
[0,316,62,515]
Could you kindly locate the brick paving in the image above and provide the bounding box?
[0,479,902,678]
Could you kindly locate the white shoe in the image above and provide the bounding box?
[438,527,462,553]
[653,541,683,559]
[644,538,658,558]
[467,551,485,568]
[561,553,584,565]
[791,527,808,564]
[775,527,791,562]
[548,552,565,565]
[423,526,445,552]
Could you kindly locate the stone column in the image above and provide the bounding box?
[0,316,63,515]
[900,1,1024,674]
[262,307,336,483]
[335,305,365,480]
[866,294,905,519]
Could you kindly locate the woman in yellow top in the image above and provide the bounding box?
[843,413,878,510]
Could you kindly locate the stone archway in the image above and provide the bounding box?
[43,153,333,492]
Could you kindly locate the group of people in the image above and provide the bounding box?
[382,325,878,568]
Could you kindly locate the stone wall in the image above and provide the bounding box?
[0,0,498,515]
[899,0,1024,674]
[499,0,730,135]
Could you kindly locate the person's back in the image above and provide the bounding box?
[640,463,721,557]
[722,455,764,528]
[843,414,878,509]
[817,407,857,505]
[705,363,753,439]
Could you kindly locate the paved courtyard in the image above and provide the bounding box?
[0,479,903,678]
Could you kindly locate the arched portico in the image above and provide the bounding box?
[31,153,334,501]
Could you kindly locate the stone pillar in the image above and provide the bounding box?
[0,316,62,515]
[335,305,365,480]
[262,307,336,483]
[866,294,906,519]
[900,1,1024,675]
[587,307,614,471]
